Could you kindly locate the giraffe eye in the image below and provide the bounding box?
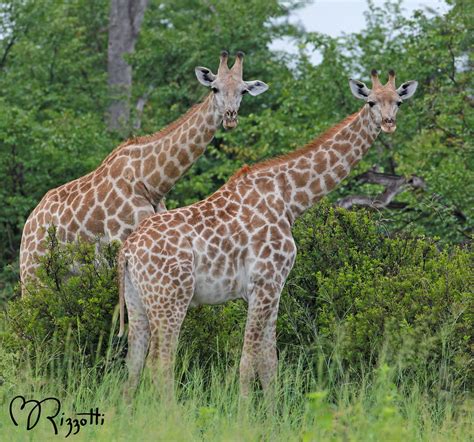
[211,87,219,93]
[396,101,402,107]
[367,101,376,108]
[241,89,248,95]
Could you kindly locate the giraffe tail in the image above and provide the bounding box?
[117,246,127,338]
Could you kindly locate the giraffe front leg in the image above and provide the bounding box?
[146,326,159,365]
[239,283,282,398]
[256,318,278,397]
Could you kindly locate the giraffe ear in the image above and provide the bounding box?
[244,80,269,96]
[396,80,418,100]
[195,67,216,87]
[349,79,371,100]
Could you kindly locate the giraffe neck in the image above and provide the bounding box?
[240,105,380,224]
[118,94,222,204]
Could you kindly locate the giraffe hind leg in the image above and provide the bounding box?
[123,268,150,401]
[143,255,195,400]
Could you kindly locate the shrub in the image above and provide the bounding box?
[4,227,121,370]
[279,200,473,390]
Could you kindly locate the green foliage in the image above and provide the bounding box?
[279,200,473,389]
[132,0,298,124]
[166,201,474,394]
[180,300,246,364]
[0,0,118,295]
[4,228,121,367]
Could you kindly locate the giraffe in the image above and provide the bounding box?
[19,51,269,293]
[118,70,418,397]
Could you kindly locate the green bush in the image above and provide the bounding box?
[4,227,121,369]
[279,200,473,390]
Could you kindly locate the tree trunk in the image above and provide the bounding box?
[107,0,149,134]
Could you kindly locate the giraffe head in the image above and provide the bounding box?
[349,70,418,133]
[195,51,269,130]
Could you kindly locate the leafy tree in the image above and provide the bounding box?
[0,0,115,293]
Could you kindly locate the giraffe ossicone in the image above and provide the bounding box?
[19,52,268,293]
[118,70,418,398]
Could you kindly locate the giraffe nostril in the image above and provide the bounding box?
[225,110,237,120]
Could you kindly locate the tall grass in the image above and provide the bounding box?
[1,326,472,441]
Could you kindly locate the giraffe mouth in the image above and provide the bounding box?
[381,124,396,133]
[223,119,238,130]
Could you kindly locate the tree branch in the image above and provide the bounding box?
[133,83,155,130]
[336,170,426,210]
[0,35,16,69]
[377,137,397,174]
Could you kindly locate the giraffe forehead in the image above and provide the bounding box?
[371,87,399,102]
[213,74,244,90]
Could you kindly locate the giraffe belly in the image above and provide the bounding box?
[190,267,247,307]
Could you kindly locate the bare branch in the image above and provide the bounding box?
[377,137,397,174]
[133,83,155,130]
[336,171,426,210]
[0,35,16,69]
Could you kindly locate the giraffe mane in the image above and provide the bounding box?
[228,110,360,181]
[101,94,212,165]
[227,164,251,182]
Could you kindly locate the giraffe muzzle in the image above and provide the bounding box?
[223,110,238,130]
[381,118,396,133]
